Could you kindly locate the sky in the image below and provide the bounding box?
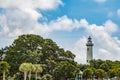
[0,0,120,63]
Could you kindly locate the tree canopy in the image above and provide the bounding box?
[80,59,120,80]
[0,34,78,80]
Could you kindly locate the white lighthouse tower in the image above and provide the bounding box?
[86,36,94,63]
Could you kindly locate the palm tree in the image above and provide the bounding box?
[28,63,35,80]
[0,61,10,80]
[19,63,31,80]
[33,64,43,80]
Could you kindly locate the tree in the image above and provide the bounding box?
[79,64,90,71]
[116,68,120,80]
[95,69,106,80]
[105,60,113,69]
[19,63,31,80]
[27,63,35,80]
[33,64,43,80]
[90,59,104,69]
[25,50,42,64]
[4,34,44,75]
[83,68,93,80]
[107,69,116,79]
[100,62,110,72]
[54,61,79,80]
[0,61,10,80]
[3,34,77,79]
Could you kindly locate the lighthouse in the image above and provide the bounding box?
[86,36,94,63]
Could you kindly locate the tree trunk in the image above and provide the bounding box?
[24,71,27,80]
[28,71,31,80]
[3,71,5,80]
[35,72,37,80]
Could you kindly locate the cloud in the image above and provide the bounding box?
[0,0,63,38]
[48,16,87,31]
[104,20,117,33]
[94,0,107,3]
[0,0,63,10]
[72,37,87,64]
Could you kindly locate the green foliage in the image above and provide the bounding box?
[19,63,33,80]
[100,62,110,72]
[80,59,120,79]
[42,74,53,80]
[0,61,10,80]
[54,61,79,80]
[107,69,116,78]
[4,34,44,75]
[90,59,104,69]
[33,64,43,73]
[79,64,90,71]
[0,34,77,79]
[83,68,93,79]
[0,61,10,73]
[117,68,120,77]
[95,69,106,79]
[19,63,32,72]
[19,63,43,80]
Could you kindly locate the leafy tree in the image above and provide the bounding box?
[95,69,106,80]
[33,64,43,80]
[117,68,120,80]
[19,63,31,80]
[105,60,113,69]
[0,61,10,80]
[4,34,44,75]
[2,34,77,79]
[54,61,78,80]
[25,50,42,64]
[83,68,93,80]
[112,61,120,70]
[100,62,110,72]
[79,64,90,71]
[45,59,56,74]
[90,59,104,69]
[107,69,116,79]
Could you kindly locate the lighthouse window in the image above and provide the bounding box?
[87,60,88,62]
[87,48,89,51]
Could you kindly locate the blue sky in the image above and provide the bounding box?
[0,0,120,63]
[42,0,120,24]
